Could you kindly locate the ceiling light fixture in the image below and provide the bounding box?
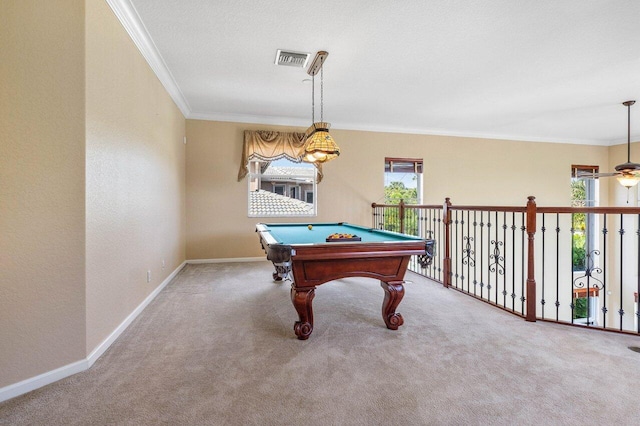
[615,100,640,188]
[303,51,340,163]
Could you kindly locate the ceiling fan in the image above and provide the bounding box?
[576,100,640,188]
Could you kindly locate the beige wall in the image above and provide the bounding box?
[0,1,87,387]
[85,0,186,353]
[1,0,186,392]
[185,120,610,260]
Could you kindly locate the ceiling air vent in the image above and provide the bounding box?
[275,50,311,68]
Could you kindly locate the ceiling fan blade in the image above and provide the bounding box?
[575,171,619,178]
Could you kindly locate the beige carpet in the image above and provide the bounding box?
[2,262,640,425]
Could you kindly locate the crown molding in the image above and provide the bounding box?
[188,111,311,128]
[106,0,191,117]
[187,112,610,146]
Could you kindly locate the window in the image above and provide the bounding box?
[239,130,323,217]
[305,191,314,204]
[248,158,317,217]
[273,185,285,195]
[384,158,423,204]
[383,158,423,235]
[571,165,598,271]
[571,165,600,325]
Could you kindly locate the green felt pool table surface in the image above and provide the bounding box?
[257,222,423,245]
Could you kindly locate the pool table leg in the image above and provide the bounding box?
[380,280,405,330]
[291,285,315,340]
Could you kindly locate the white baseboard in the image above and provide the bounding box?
[187,257,266,264]
[0,359,88,404]
[86,260,187,367]
[0,261,187,403]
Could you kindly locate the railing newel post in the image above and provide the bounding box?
[443,198,452,288]
[526,196,537,322]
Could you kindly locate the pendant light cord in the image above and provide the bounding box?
[311,74,315,123]
[320,67,324,123]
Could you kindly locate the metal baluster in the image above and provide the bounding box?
[619,214,625,331]
[487,212,492,302]
[637,214,640,334]
[454,210,459,288]
[480,211,485,299]
[466,210,471,294]
[502,211,507,308]
[521,212,526,315]
[555,213,560,321]
[541,213,546,319]
[602,214,608,329]
[437,208,442,281]
[512,212,517,312]
[458,210,465,291]
[570,216,576,324]
[473,211,478,296]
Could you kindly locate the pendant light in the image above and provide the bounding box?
[303,51,340,163]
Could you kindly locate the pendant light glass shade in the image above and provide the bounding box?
[303,122,340,163]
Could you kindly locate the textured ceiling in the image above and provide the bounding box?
[122,0,640,145]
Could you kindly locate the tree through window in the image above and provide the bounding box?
[383,158,423,235]
[384,158,423,204]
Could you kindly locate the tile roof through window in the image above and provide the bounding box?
[249,189,314,216]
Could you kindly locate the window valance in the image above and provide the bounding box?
[237,130,323,183]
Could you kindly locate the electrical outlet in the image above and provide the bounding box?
[162,259,166,270]
[147,270,151,283]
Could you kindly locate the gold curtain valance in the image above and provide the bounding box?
[237,130,323,183]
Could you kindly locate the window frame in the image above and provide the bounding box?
[570,165,600,325]
[384,157,423,205]
[247,159,318,218]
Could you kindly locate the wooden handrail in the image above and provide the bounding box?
[373,202,640,215]
[371,202,442,209]
[537,206,640,214]
[450,205,527,213]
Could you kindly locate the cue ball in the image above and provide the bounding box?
[308,225,313,230]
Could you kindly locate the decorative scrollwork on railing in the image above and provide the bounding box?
[489,240,505,275]
[572,249,604,293]
[462,236,475,267]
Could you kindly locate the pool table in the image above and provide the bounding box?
[256,222,435,339]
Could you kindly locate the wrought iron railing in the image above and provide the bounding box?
[372,198,640,335]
